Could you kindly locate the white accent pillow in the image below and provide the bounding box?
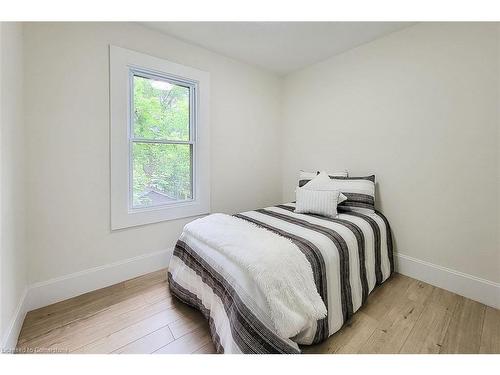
[303,171,348,203]
[294,187,342,218]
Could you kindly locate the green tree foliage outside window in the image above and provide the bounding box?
[132,75,193,208]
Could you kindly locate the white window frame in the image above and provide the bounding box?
[110,45,210,230]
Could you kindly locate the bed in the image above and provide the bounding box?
[168,202,394,354]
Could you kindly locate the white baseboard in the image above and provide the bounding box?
[395,252,500,309]
[25,248,173,312]
[1,248,173,351]
[1,287,28,352]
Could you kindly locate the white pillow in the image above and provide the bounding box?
[303,171,348,203]
[294,187,342,218]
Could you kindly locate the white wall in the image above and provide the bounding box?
[23,23,282,284]
[282,23,500,283]
[1,22,27,348]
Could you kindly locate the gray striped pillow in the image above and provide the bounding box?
[330,175,376,213]
[298,170,348,187]
[294,187,342,218]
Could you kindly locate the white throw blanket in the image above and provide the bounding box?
[183,213,327,338]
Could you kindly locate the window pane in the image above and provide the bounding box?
[132,143,192,208]
[133,75,190,141]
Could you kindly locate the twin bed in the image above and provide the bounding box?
[168,201,393,354]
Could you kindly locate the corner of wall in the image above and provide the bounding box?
[0,21,29,352]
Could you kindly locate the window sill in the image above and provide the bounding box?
[111,199,210,230]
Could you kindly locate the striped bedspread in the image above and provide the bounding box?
[168,203,394,354]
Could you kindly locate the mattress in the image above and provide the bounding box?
[168,203,394,353]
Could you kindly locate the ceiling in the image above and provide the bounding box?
[144,22,414,75]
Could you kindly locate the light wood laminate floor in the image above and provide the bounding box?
[16,270,500,354]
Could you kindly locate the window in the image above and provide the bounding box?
[130,72,194,209]
[110,46,210,229]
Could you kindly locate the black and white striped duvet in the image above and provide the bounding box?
[168,203,393,354]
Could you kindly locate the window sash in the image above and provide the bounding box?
[128,68,197,211]
[129,68,196,143]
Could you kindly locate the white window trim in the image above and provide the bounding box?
[110,45,210,230]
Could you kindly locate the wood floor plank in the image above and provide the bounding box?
[23,283,126,326]
[24,269,166,326]
[360,273,414,323]
[114,326,175,354]
[73,303,191,353]
[358,280,433,354]
[18,282,172,344]
[427,285,461,312]
[400,288,459,354]
[405,279,434,303]
[143,285,171,304]
[400,288,459,353]
[75,308,186,353]
[479,307,500,354]
[154,327,211,354]
[440,297,486,353]
[20,280,169,342]
[358,299,422,353]
[399,302,453,353]
[18,293,151,347]
[19,298,174,352]
[168,311,207,339]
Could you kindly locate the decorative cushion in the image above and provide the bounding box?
[330,175,376,213]
[302,171,347,203]
[294,187,342,218]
